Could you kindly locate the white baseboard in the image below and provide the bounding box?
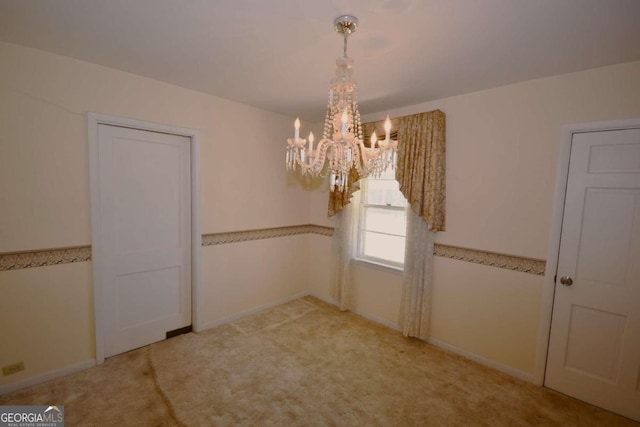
[351,308,401,332]
[305,291,335,305]
[352,310,400,332]
[426,337,535,383]
[0,359,96,396]
[306,292,401,332]
[197,290,311,331]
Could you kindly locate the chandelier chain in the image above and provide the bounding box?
[343,31,348,57]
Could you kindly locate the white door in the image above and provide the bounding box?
[96,124,191,358]
[546,128,640,421]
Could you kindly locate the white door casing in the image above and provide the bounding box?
[89,114,201,363]
[545,128,640,421]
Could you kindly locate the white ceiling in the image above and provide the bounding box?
[1,0,639,122]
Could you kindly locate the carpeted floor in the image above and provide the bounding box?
[1,297,637,426]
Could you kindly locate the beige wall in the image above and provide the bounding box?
[2,38,640,388]
[309,60,640,376]
[0,41,310,387]
[308,236,541,375]
[0,263,94,386]
[201,235,310,327]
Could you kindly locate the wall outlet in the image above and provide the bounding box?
[2,362,25,376]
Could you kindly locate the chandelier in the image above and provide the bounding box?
[286,15,398,192]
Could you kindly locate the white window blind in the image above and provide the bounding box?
[357,167,407,269]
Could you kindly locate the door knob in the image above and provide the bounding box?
[559,276,573,286]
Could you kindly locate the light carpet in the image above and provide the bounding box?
[1,297,637,426]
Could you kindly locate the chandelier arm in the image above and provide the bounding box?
[300,138,330,176]
[309,139,331,174]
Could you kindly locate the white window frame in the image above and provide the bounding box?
[356,173,407,271]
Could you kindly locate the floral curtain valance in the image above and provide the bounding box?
[327,167,362,218]
[328,109,446,233]
[395,110,446,232]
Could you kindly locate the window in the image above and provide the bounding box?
[357,167,408,269]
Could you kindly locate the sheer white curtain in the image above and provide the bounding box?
[331,190,361,311]
[329,110,445,332]
[394,110,445,340]
[400,209,436,339]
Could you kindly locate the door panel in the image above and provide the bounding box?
[113,137,182,253]
[116,266,182,330]
[546,128,640,421]
[97,124,191,358]
[564,305,625,382]
[577,189,638,288]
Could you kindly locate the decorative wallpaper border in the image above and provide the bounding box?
[201,224,333,246]
[434,244,546,276]
[0,225,545,275]
[0,246,91,271]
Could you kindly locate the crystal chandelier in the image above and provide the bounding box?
[286,15,398,192]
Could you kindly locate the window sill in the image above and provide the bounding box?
[353,258,404,275]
